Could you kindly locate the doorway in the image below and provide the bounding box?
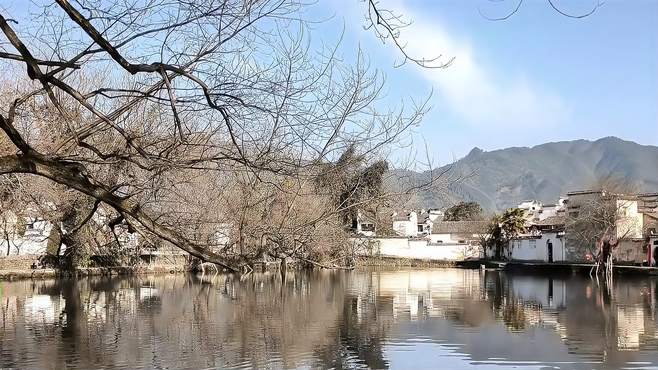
[547,240,554,263]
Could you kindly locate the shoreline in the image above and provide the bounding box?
[456,260,658,275]
[3,258,658,281]
[0,265,188,281]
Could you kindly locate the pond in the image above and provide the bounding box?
[1,269,657,369]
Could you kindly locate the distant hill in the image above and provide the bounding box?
[390,137,658,212]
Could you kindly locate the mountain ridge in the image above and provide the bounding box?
[392,137,658,211]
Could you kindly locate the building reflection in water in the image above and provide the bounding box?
[0,269,657,369]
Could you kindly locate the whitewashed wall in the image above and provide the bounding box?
[392,212,418,237]
[392,221,413,237]
[616,199,643,239]
[359,237,479,261]
[508,232,566,262]
[428,233,455,243]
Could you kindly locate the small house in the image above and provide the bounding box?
[392,211,418,237]
[507,231,567,262]
[508,216,567,262]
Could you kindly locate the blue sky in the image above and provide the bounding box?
[4,1,655,166]
[311,0,658,164]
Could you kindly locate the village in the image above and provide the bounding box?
[1,0,657,367]
[2,188,657,273]
[353,190,658,267]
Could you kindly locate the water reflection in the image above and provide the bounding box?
[1,269,657,369]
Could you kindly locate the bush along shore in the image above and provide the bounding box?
[0,254,346,281]
[0,254,193,281]
[0,265,192,281]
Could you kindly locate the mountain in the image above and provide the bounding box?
[391,137,658,211]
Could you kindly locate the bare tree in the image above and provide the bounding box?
[565,179,642,278]
[0,1,430,271]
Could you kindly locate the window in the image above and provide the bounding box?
[362,223,375,232]
[569,211,579,218]
[418,225,424,232]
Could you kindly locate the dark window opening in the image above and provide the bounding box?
[361,223,375,232]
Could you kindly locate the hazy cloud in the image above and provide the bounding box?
[393,2,572,129]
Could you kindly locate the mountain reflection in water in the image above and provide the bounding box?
[1,269,657,369]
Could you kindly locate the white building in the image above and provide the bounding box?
[566,190,644,239]
[392,211,418,237]
[517,198,567,224]
[483,214,568,262]
[518,200,543,213]
[565,190,647,263]
[517,200,543,223]
[0,205,142,258]
[409,209,444,236]
[537,197,567,221]
[0,211,53,256]
[507,231,567,262]
[358,236,480,261]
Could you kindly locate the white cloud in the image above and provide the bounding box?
[391,2,571,129]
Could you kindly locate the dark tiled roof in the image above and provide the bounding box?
[534,215,566,226]
[431,221,488,234]
[566,189,602,196]
[392,214,410,222]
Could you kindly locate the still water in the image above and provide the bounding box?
[1,269,658,369]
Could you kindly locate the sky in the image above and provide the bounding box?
[3,0,656,166]
[309,0,658,165]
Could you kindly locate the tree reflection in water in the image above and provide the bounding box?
[0,269,657,369]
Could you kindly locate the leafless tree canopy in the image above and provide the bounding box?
[0,0,434,271]
[566,178,641,259]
